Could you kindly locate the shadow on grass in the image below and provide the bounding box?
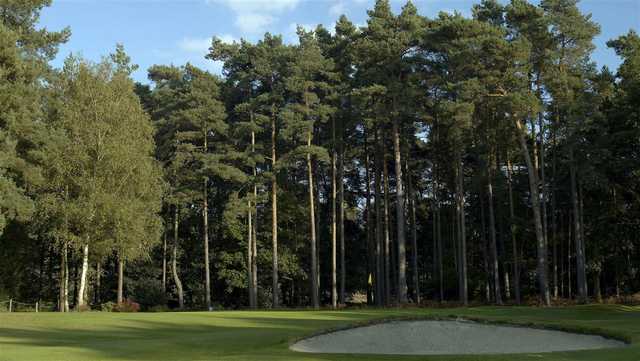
[0,316,363,360]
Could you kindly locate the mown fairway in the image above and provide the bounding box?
[0,305,638,361]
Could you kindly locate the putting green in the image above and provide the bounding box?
[0,305,638,361]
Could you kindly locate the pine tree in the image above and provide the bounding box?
[281,27,335,308]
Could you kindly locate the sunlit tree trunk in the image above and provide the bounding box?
[59,241,68,312]
[173,206,184,309]
[117,256,124,304]
[251,128,258,308]
[338,143,346,305]
[203,176,211,310]
[77,243,89,308]
[307,130,319,309]
[392,119,408,304]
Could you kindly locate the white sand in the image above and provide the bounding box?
[290,320,627,355]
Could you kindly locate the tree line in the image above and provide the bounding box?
[1,0,639,311]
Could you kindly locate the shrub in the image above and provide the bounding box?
[113,299,140,312]
[100,301,116,312]
[148,304,170,312]
[76,304,91,312]
[131,278,166,310]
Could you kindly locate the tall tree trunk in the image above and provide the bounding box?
[59,242,68,312]
[248,197,254,308]
[203,177,211,310]
[314,164,321,302]
[480,189,491,302]
[364,129,374,305]
[77,243,89,308]
[560,211,565,297]
[436,204,443,302]
[331,118,338,309]
[251,129,258,308]
[594,262,602,303]
[432,124,443,303]
[538,109,549,286]
[408,164,419,304]
[162,229,167,293]
[515,118,550,306]
[392,119,408,304]
[203,123,212,311]
[64,248,69,311]
[271,111,279,308]
[117,256,124,304]
[338,144,345,305]
[571,154,587,302]
[568,211,573,299]
[382,140,392,305]
[95,261,101,305]
[374,130,384,306]
[173,206,184,309]
[455,152,468,305]
[487,162,503,305]
[551,115,559,299]
[507,158,521,304]
[307,131,319,309]
[579,183,587,297]
[251,204,258,307]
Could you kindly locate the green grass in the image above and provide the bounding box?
[0,305,638,361]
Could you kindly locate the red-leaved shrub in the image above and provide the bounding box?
[113,299,140,312]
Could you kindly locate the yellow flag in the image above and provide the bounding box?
[368,273,373,286]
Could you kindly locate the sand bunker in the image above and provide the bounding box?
[290,320,627,355]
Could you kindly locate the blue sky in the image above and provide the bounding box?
[40,0,639,83]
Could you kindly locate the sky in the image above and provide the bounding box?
[39,0,640,83]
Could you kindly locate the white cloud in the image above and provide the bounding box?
[207,0,300,35]
[329,1,346,16]
[218,34,238,44]
[235,13,274,34]
[179,34,236,54]
[175,34,237,76]
[208,0,300,14]
[179,37,212,53]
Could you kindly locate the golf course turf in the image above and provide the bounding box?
[0,305,638,361]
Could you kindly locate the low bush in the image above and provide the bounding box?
[100,301,116,312]
[76,304,91,312]
[147,304,170,312]
[130,277,166,310]
[113,299,140,312]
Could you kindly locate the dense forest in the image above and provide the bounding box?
[1,0,639,312]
